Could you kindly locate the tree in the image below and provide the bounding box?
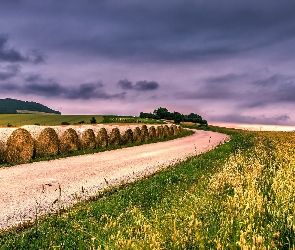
[90,117,97,124]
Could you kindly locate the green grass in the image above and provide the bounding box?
[1,128,293,248]
[0,114,104,127]
[102,115,165,124]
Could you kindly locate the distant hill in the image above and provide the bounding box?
[0,98,61,114]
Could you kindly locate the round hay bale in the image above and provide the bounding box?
[163,125,170,138]
[169,125,175,136]
[108,128,121,146]
[148,126,156,140]
[96,128,108,148]
[59,128,80,154]
[156,126,164,139]
[5,128,34,164]
[141,125,149,142]
[122,128,133,145]
[21,125,60,158]
[133,127,142,143]
[0,128,18,163]
[36,128,59,157]
[81,129,96,150]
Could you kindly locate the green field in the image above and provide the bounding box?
[0,114,104,127]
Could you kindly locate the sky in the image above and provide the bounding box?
[0,0,295,127]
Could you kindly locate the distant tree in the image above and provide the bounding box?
[90,117,97,124]
[61,121,70,125]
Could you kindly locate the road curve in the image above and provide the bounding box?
[0,130,229,231]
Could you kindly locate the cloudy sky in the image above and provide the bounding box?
[1,0,295,126]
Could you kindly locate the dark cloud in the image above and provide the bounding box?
[118,79,133,90]
[118,79,159,91]
[5,0,292,63]
[0,34,45,63]
[134,81,159,91]
[211,114,291,125]
[0,35,26,62]
[1,76,125,100]
[0,64,20,80]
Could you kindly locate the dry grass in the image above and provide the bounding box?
[59,128,80,154]
[5,128,34,164]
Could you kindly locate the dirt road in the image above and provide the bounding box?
[0,130,229,231]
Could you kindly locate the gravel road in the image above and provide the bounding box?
[0,130,229,231]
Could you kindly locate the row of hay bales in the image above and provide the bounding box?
[0,124,182,164]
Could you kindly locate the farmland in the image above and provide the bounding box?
[1,127,295,248]
[0,114,104,127]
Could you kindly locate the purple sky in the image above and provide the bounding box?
[1,0,295,126]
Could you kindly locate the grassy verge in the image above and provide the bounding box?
[1,128,295,249]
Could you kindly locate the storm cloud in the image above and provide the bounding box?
[118,80,159,91]
[0,1,295,126]
[1,75,126,100]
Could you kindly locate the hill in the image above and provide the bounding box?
[0,98,61,114]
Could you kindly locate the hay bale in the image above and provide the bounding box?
[141,125,149,142]
[4,128,34,164]
[169,125,175,136]
[156,126,164,139]
[80,129,96,150]
[121,129,133,145]
[21,125,59,158]
[59,128,80,154]
[96,127,108,148]
[108,128,121,146]
[148,126,156,140]
[36,128,59,157]
[163,125,170,138]
[133,127,142,143]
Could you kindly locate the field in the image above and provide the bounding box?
[0,114,104,127]
[1,127,295,248]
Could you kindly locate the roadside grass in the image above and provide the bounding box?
[0,114,104,127]
[0,129,194,168]
[1,128,295,249]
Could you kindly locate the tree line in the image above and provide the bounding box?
[140,107,207,125]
